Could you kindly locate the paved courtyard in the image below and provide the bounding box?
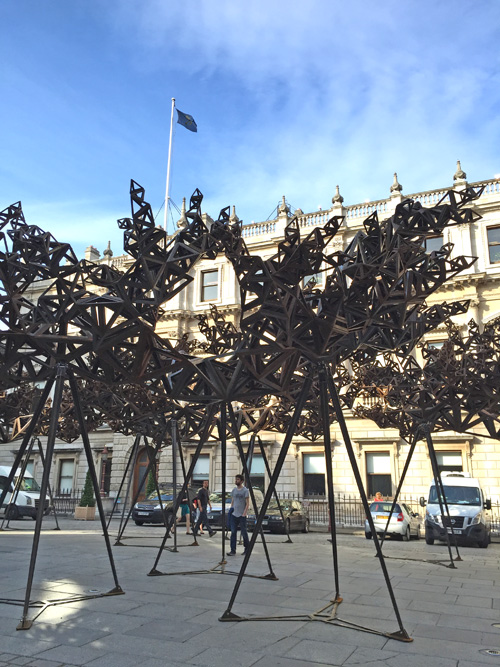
[1,518,500,666]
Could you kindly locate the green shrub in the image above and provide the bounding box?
[79,469,96,507]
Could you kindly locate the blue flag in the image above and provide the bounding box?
[177,109,197,133]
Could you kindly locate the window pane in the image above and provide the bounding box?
[201,270,218,301]
[488,228,500,264]
[489,246,500,264]
[303,272,323,288]
[436,451,462,472]
[248,455,265,475]
[304,453,326,474]
[366,452,390,474]
[367,474,392,497]
[426,235,443,253]
[304,474,325,495]
[59,459,74,494]
[192,454,210,483]
[249,475,265,492]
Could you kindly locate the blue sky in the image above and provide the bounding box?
[1,1,499,258]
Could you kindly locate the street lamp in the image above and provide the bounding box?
[100,446,109,496]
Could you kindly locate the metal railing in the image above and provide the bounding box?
[277,492,424,527]
[52,489,81,515]
[277,492,500,533]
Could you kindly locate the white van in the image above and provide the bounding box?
[0,465,48,520]
[420,471,491,548]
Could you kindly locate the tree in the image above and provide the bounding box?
[79,470,96,507]
[145,469,156,497]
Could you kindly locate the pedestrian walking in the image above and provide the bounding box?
[227,474,250,556]
[193,480,215,537]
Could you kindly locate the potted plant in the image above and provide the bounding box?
[74,469,96,520]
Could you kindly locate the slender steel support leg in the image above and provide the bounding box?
[171,423,178,552]
[327,375,410,641]
[115,435,152,542]
[228,404,276,579]
[221,372,313,619]
[36,437,61,531]
[318,364,340,601]
[107,433,140,533]
[379,432,419,550]
[425,429,461,565]
[176,429,197,544]
[67,369,122,593]
[253,434,292,543]
[150,404,217,574]
[18,365,67,630]
[219,406,227,564]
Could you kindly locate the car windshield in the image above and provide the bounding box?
[268,502,291,511]
[15,477,41,492]
[429,485,481,506]
[370,502,401,514]
[209,492,231,503]
[146,492,173,502]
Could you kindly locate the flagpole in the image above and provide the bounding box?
[164,97,176,232]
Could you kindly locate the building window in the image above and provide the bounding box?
[303,453,326,496]
[58,459,75,495]
[436,451,462,473]
[248,454,265,492]
[425,235,444,253]
[488,227,500,264]
[428,341,444,350]
[303,272,324,289]
[25,460,35,476]
[366,452,391,498]
[201,270,219,302]
[192,454,210,487]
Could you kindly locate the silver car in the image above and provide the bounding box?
[365,501,421,541]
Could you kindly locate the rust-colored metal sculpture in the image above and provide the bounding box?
[0,180,487,641]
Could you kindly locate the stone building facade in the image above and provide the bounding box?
[4,163,500,506]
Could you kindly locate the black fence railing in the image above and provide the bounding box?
[278,492,428,527]
[278,492,500,532]
[52,490,81,515]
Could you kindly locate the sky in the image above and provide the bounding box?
[1,1,499,258]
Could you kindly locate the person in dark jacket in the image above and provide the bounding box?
[193,480,215,537]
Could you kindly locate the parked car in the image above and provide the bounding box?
[421,472,491,548]
[247,499,310,534]
[365,501,420,541]
[132,485,196,526]
[207,491,232,530]
[209,489,265,530]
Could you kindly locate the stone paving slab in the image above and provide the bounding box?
[2,519,500,665]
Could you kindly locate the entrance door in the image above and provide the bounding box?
[133,448,150,502]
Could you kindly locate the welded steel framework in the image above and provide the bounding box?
[1,180,497,639]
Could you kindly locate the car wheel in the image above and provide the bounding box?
[478,532,490,549]
[365,531,372,539]
[134,520,144,526]
[415,524,420,540]
[6,504,19,520]
[425,535,434,545]
[164,510,174,527]
[302,519,310,533]
[402,526,410,542]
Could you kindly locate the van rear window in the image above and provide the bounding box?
[429,485,480,506]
